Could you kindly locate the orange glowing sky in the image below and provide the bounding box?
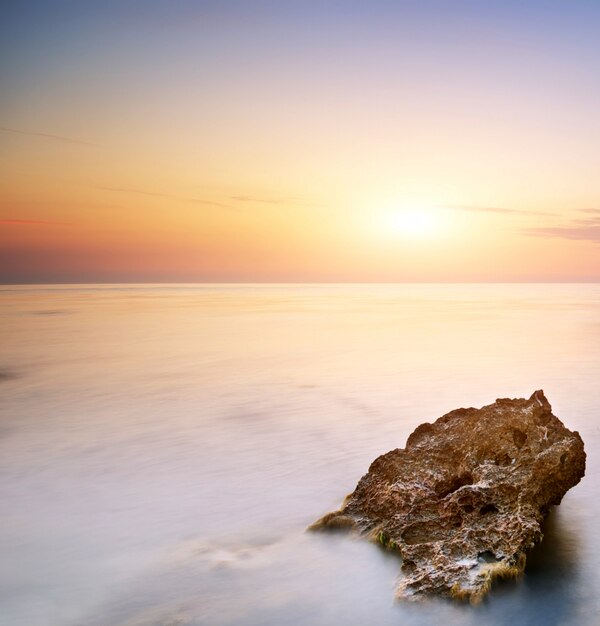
[1,2,599,282]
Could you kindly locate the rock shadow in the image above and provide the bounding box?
[526,508,580,581]
[482,508,582,626]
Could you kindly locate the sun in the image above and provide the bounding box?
[383,208,437,239]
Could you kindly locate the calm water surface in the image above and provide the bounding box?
[1,284,599,626]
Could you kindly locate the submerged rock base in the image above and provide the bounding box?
[310,391,585,602]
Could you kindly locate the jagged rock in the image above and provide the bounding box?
[310,391,585,602]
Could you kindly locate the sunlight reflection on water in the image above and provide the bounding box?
[0,284,599,626]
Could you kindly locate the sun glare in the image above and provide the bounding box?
[382,208,438,239]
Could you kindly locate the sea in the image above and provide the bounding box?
[1,284,599,626]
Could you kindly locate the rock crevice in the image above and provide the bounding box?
[310,391,585,601]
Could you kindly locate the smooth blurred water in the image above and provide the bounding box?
[0,284,599,626]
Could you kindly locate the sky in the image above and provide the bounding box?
[1,0,599,283]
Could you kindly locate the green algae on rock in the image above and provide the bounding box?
[310,391,586,602]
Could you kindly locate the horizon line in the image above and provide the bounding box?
[2,280,600,287]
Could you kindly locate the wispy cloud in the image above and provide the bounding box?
[230,195,301,205]
[578,208,600,215]
[446,204,556,217]
[99,187,309,209]
[98,186,233,209]
[526,225,600,242]
[0,218,63,226]
[0,126,96,146]
[524,209,600,243]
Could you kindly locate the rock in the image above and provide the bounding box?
[310,391,585,602]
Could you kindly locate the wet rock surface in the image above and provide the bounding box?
[310,391,586,601]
